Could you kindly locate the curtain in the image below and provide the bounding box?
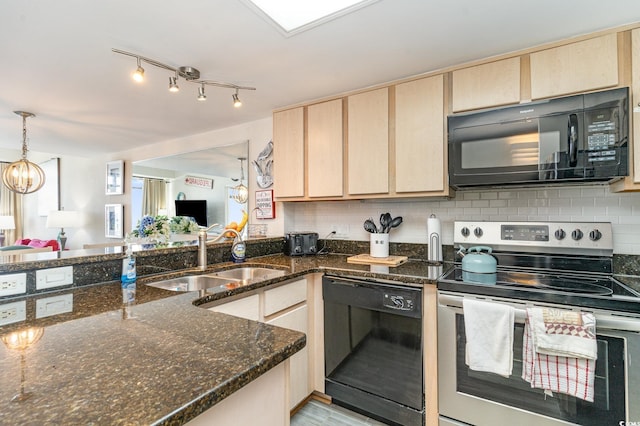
[0,162,23,244]
[141,178,166,216]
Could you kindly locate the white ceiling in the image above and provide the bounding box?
[1,0,639,158]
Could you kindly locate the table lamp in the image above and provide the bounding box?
[46,210,79,251]
[0,215,16,246]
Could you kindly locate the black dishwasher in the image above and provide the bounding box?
[323,275,424,426]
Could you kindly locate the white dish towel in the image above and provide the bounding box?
[463,298,515,377]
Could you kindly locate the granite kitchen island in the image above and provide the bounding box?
[0,282,305,425]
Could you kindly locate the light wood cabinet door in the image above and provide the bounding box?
[395,75,445,193]
[452,57,521,112]
[530,33,618,100]
[273,107,304,198]
[307,99,343,197]
[347,88,389,195]
[267,305,309,409]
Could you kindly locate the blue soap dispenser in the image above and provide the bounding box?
[121,245,137,304]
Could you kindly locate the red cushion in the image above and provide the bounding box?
[16,238,60,251]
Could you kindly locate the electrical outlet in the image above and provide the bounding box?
[0,301,26,326]
[333,225,349,239]
[0,273,27,297]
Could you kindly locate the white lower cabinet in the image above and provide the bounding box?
[186,361,288,426]
[207,293,260,321]
[206,278,311,411]
[267,304,309,409]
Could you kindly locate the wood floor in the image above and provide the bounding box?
[291,399,387,426]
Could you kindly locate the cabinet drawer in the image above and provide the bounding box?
[264,279,307,317]
[208,294,260,321]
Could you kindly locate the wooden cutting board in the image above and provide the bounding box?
[347,254,408,266]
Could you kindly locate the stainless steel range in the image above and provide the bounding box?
[437,221,640,426]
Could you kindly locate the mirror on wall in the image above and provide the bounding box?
[131,141,249,232]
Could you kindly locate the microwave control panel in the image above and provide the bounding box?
[585,108,620,163]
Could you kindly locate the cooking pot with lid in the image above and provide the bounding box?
[461,246,497,285]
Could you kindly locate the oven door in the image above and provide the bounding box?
[437,291,640,426]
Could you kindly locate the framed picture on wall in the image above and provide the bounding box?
[106,160,124,195]
[255,190,275,219]
[105,204,123,238]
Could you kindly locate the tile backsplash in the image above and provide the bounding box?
[284,184,640,255]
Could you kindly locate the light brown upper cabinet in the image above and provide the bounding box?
[395,75,446,193]
[273,107,305,198]
[347,88,389,195]
[307,99,344,198]
[530,33,618,100]
[452,58,521,112]
[611,28,640,192]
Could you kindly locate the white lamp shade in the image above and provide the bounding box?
[0,215,15,230]
[46,210,80,229]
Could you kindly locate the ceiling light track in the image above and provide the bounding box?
[112,48,256,104]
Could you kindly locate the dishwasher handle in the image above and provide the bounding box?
[323,276,422,318]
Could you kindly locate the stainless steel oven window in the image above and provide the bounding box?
[438,293,640,426]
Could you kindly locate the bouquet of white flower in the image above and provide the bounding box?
[169,216,200,234]
[128,215,171,244]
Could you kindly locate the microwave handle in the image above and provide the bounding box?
[568,113,579,167]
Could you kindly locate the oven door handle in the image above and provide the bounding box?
[438,292,640,332]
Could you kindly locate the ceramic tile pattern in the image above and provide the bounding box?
[285,184,640,255]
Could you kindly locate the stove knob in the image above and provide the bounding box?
[589,229,602,241]
[571,229,584,241]
[474,227,483,237]
[554,229,566,240]
[461,227,470,237]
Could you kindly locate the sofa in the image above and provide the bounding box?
[0,238,60,252]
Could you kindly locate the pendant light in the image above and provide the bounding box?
[2,111,45,194]
[231,157,248,204]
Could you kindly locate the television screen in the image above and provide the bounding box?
[175,200,207,227]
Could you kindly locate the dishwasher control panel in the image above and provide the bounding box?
[383,293,415,311]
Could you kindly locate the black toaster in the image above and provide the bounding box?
[284,232,319,256]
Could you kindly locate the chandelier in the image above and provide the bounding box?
[2,111,46,194]
[231,157,249,204]
[112,49,256,106]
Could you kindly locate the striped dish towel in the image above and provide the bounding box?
[522,307,596,402]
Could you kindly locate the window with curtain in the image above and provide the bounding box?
[141,178,167,217]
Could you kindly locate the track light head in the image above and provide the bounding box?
[233,90,242,108]
[169,75,179,92]
[132,57,144,82]
[197,84,207,101]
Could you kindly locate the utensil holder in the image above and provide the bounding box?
[370,233,389,258]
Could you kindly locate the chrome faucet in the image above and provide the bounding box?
[197,224,243,271]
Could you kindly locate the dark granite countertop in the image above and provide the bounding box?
[0,253,440,425]
[0,282,305,425]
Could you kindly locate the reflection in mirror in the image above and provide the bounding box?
[131,141,249,236]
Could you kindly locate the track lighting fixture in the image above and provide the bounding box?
[112,48,256,106]
[233,89,242,108]
[2,111,46,194]
[197,84,207,101]
[132,57,144,82]
[169,72,179,92]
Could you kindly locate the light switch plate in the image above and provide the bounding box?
[36,266,73,290]
[0,273,27,297]
[36,293,73,319]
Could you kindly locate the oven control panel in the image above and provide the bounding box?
[454,221,613,254]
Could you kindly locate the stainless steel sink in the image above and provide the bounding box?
[146,267,285,293]
[209,267,285,282]
[146,275,236,292]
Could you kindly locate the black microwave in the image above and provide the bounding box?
[447,87,629,189]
